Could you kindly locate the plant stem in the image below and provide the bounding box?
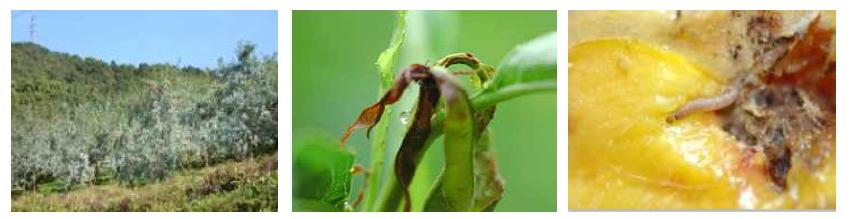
[364,117,389,211]
[472,81,555,111]
[363,10,407,211]
[375,175,403,211]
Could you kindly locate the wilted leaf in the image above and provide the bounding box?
[393,65,441,212]
[343,52,500,212]
[471,129,504,211]
[293,139,354,212]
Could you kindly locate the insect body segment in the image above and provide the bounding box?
[666,84,740,123]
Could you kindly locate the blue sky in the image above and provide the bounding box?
[11,10,277,69]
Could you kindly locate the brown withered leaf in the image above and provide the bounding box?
[338,64,420,148]
[394,66,441,212]
[339,53,484,149]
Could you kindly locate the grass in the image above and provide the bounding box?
[12,153,277,212]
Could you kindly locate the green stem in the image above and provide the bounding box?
[363,10,407,211]
[375,175,403,211]
[364,116,389,211]
[472,81,555,111]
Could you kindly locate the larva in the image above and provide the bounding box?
[666,85,740,123]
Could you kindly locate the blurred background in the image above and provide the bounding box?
[293,11,556,211]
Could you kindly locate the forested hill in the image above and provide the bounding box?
[11,42,278,195]
[12,42,208,105]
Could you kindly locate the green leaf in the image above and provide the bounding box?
[375,11,408,89]
[422,172,450,211]
[472,31,557,111]
[293,139,354,212]
[292,198,343,212]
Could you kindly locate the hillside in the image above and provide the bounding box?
[13,153,277,211]
[11,42,278,211]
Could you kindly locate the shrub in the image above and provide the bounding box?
[12,42,277,190]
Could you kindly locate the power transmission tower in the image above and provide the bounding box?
[29,14,37,43]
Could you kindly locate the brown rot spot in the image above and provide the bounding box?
[767,148,791,190]
[674,12,834,191]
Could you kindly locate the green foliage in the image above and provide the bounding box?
[112,79,178,184]
[11,41,277,193]
[193,42,278,162]
[376,11,408,88]
[293,139,354,212]
[472,32,557,110]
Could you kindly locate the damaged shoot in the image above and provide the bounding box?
[340,53,495,211]
[335,16,555,211]
[291,11,556,213]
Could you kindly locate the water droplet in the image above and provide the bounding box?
[400,111,411,125]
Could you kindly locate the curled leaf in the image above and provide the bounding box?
[339,70,412,147]
[471,133,505,211]
[393,65,441,212]
[438,52,481,69]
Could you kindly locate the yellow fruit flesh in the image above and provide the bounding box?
[568,39,835,209]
